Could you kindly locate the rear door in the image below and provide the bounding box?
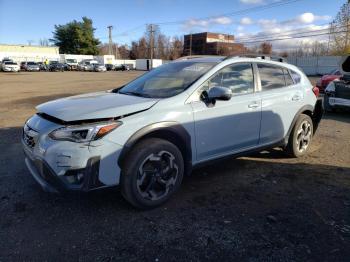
[257,63,303,145]
[191,62,262,162]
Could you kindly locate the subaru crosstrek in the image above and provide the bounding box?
[22,56,323,209]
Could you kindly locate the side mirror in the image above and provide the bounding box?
[203,86,232,104]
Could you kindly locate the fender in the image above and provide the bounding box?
[118,122,192,174]
[284,103,320,145]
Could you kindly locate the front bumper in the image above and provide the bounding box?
[23,148,103,192]
[27,67,40,71]
[22,115,123,192]
[3,67,19,72]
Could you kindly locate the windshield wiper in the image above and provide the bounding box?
[119,91,152,98]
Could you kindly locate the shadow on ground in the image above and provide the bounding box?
[0,126,349,261]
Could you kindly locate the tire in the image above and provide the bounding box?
[120,138,184,209]
[286,114,314,158]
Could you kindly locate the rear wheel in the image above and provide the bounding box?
[121,138,184,209]
[286,114,313,158]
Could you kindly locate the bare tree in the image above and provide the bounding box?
[39,38,49,46]
[169,36,183,60]
[260,42,272,54]
[329,1,350,55]
[118,45,130,59]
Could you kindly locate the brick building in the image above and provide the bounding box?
[183,32,246,56]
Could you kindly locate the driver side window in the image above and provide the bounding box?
[201,63,255,96]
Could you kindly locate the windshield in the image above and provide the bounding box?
[5,62,17,65]
[118,61,216,98]
[27,62,37,65]
[66,59,77,63]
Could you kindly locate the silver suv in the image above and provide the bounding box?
[22,55,323,209]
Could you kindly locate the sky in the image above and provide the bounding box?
[0,0,346,50]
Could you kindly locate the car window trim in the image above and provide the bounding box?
[256,62,297,92]
[194,62,257,100]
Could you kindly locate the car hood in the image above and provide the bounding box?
[36,91,160,122]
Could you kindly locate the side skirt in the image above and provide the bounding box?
[191,139,285,171]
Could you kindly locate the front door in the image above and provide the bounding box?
[190,62,262,162]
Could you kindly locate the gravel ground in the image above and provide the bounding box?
[0,71,349,261]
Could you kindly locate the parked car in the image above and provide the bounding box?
[22,55,323,209]
[20,61,27,71]
[78,60,98,71]
[324,56,350,112]
[1,61,20,72]
[49,62,65,72]
[316,69,342,93]
[94,64,107,72]
[115,64,130,71]
[105,64,115,71]
[26,62,40,72]
[37,62,46,71]
[65,59,78,70]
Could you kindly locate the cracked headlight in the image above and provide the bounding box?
[49,121,122,142]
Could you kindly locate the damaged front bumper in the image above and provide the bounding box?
[22,114,123,193]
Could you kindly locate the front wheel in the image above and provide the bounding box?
[121,138,184,209]
[286,114,314,158]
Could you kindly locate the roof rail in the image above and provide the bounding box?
[224,53,287,63]
[175,55,224,61]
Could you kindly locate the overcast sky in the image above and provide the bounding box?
[0,0,345,50]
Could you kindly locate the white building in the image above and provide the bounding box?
[0,44,60,63]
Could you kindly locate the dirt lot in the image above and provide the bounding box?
[0,71,349,261]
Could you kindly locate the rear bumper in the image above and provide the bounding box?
[328,97,350,107]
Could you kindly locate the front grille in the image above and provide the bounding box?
[23,132,35,148]
[23,124,38,149]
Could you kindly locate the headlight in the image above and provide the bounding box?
[49,121,122,142]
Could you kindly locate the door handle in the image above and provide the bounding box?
[248,102,260,109]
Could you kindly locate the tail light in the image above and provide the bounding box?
[312,86,320,97]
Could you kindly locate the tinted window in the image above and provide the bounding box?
[258,64,285,90]
[284,69,294,86]
[290,70,301,84]
[207,63,254,96]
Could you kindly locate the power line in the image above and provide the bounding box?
[236,24,348,42]
[97,0,305,41]
[235,30,348,44]
[155,0,305,25]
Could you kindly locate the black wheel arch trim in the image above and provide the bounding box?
[284,100,323,145]
[118,122,192,174]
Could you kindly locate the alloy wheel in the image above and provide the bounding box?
[136,150,179,201]
[296,120,312,153]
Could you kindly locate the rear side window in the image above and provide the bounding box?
[290,70,301,84]
[258,64,285,90]
[284,69,294,86]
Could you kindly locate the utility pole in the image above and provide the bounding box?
[149,24,155,70]
[107,25,113,56]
